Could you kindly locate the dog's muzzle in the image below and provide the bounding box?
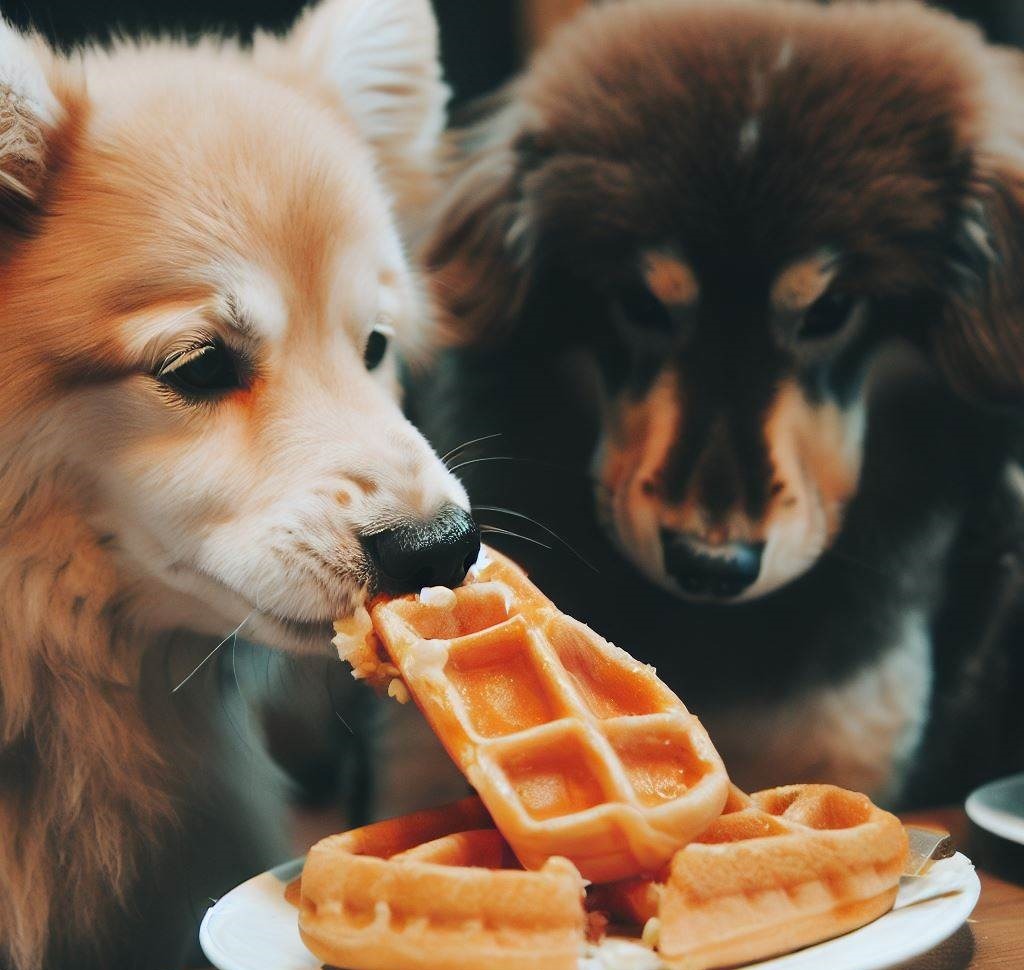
[660,530,764,600]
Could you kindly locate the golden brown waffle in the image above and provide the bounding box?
[590,784,908,969]
[298,796,586,970]
[367,547,730,882]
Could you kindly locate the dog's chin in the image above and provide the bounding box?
[157,563,365,654]
[246,611,338,655]
[606,521,829,605]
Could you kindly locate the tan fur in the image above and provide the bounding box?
[642,249,699,307]
[771,252,839,314]
[0,3,461,967]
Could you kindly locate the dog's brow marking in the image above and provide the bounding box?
[642,250,699,306]
[772,252,839,312]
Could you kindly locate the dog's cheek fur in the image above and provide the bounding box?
[0,33,161,970]
[0,450,175,970]
[592,370,683,576]
[596,374,865,597]
[754,381,866,596]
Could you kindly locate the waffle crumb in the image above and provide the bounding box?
[333,605,390,689]
[419,586,458,608]
[387,678,411,704]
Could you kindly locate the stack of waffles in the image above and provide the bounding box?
[298,548,909,970]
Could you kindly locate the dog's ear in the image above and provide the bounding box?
[270,0,448,211]
[423,101,535,346]
[936,139,1024,411]
[0,20,60,230]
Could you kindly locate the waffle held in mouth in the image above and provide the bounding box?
[340,546,730,883]
[318,547,909,970]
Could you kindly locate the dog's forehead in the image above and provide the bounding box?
[522,1,987,277]
[71,55,407,333]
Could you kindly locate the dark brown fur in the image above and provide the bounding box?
[419,0,1024,803]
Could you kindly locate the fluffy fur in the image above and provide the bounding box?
[418,0,1024,807]
[0,3,469,968]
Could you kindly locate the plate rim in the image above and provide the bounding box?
[199,858,305,970]
[201,853,981,970]
[965,771,1024,847]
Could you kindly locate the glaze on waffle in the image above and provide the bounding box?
[298,796,586,970]
[366,547,730,882]
[590,784,908,969]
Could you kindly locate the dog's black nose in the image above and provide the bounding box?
[661,531,764,599]
[363,504,480,593]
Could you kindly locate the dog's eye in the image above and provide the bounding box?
[364,327,390,371]
[157,341,242,398]
[799,291,859,341]
[615,281,673,332]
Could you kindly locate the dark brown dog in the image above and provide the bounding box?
[417,0,1024,806]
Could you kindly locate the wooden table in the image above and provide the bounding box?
[894,808,1024,969]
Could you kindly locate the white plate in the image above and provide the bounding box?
[966,771,1024,846]
[201,852,980,970]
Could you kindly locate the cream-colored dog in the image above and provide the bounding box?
[0,3,476,967]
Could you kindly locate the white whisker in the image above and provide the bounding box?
[440,432,503,467]
[171,610,254,693]
[479,525,552,550]
[448,455,521,474]
[475,504,599,572]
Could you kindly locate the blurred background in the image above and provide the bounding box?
[1,0,1022,109]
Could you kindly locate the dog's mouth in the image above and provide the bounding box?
[167,558,367,652]
[246,608,346,655]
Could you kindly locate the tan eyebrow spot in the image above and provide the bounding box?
[642,250,699,306]
[771,253,839,312]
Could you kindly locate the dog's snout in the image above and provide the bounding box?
[363,504,481,594]
[661,531,764,599]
